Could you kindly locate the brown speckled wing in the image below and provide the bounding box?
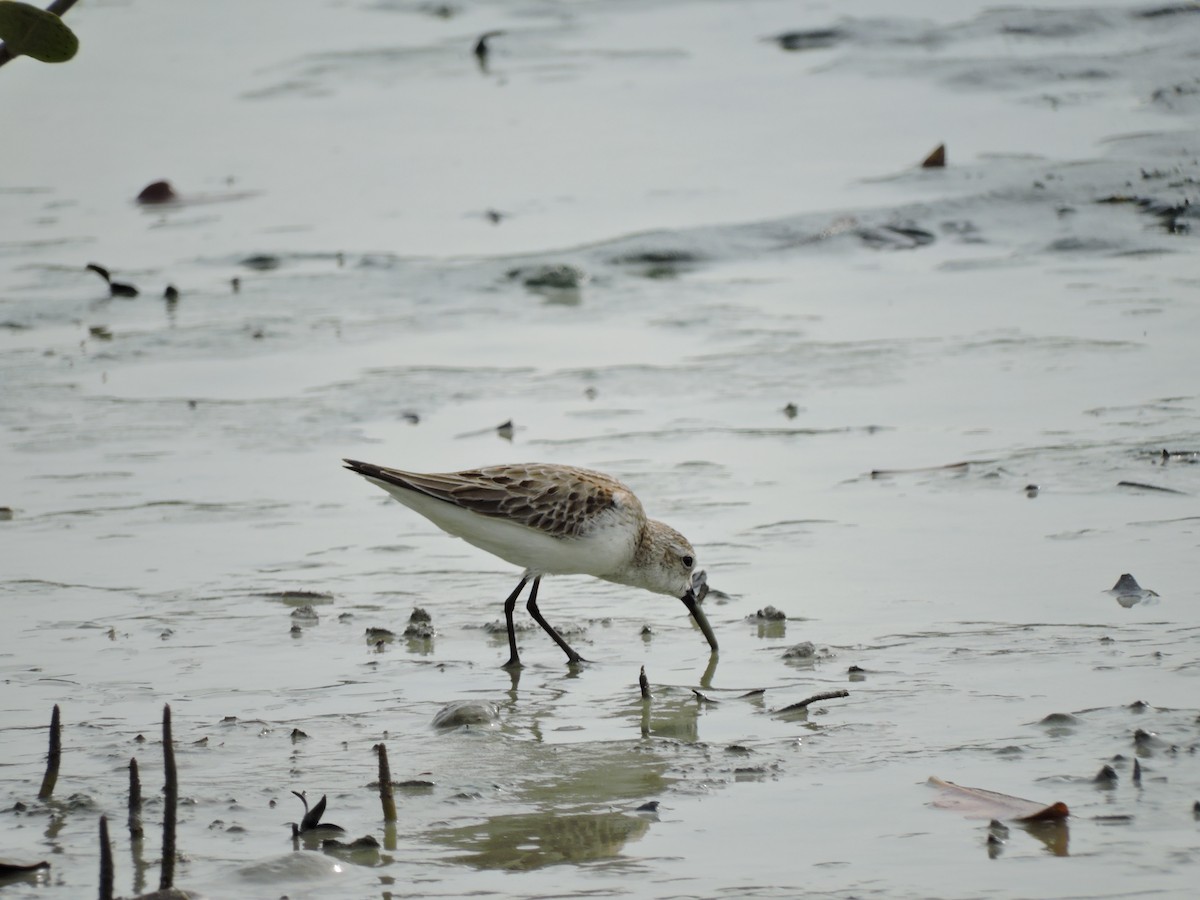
[362,463,638,538]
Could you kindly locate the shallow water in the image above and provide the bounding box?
[3,1,1200,898]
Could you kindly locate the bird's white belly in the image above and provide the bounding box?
[371,479,635,578]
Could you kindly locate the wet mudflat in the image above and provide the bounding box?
[3,1,1200,898]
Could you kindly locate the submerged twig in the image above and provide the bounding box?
[128,757,144,839]
[37,704,62,800]
[159,704,177,891]
[375,744,397,823]
[776,690,850,713]
[1117,480,1186,494]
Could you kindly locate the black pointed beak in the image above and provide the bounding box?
[681,588,718,653]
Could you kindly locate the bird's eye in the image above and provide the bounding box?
[681,555,694,568]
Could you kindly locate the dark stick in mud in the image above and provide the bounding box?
[159,704,177,891]
[128,757,144,839]
[98,815,114,900]
[639,666,651,701]
[375,743,397,823]
[37,704,61,800]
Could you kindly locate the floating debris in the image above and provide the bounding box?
[1105,573,1159,608]
[1117,480,1185,494]
[782,402,799,419]
[774,690,849,714]
[507,263,585,290]
[928,777,1069,822]
[241,254,280,271]
[163,284,180,301]
[750,606,787,621]
[86,262,139,297]
[857,224,937,250]
[768,28,846,51]
[290,791,345,838]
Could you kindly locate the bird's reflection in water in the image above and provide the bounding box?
[433,810,650,870]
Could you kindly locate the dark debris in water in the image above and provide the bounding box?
[257,589,335,604]
[1096,194,1196,234]
[768,28,847,52]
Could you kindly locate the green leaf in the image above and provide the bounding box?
[0,1,79,63]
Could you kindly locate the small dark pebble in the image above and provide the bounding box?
[783,402,799,419]
[365,627,395,640]
[409,607,432,624]
[1134,728,1162,747]
[1039,712,1079,726]
[136,180,178,204]
[1094,764,1119,784]
[291,729,309,741]
[752,605,787,621]
[404,621,435,639]
[921,143,946,168]
[1024,484,1039,497]
[636,801,660,812]
[163,284,179,301]
[1129,699,1150,711]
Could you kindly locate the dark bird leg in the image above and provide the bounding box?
[525,576,587,665]
[502,575,530,669]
